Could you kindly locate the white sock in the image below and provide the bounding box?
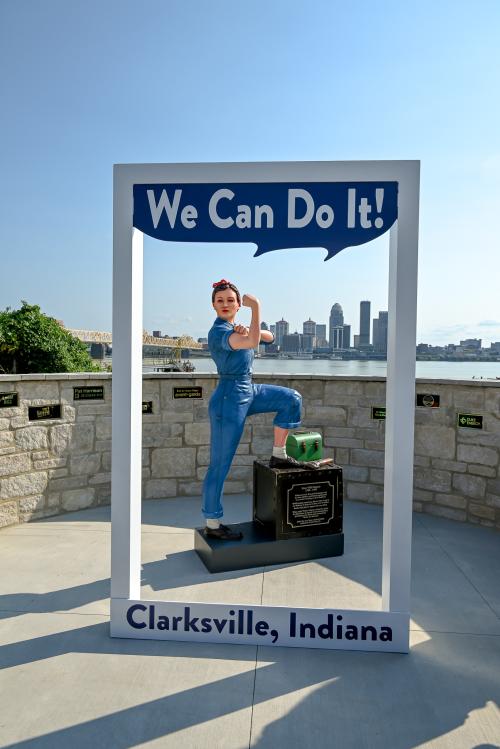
[206,518,220,529]
[272,446,287,459]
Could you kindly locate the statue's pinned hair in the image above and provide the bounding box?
[212,279,241,304]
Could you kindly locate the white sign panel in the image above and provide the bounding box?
[111,599,409,653]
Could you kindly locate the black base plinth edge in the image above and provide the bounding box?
[194,521,344,573]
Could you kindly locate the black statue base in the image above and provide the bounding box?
[194,521,344,573]
[253,460,343,540]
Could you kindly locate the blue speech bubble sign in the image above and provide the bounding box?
[133,181,398,260]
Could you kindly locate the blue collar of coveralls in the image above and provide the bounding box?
[214,317,233,327]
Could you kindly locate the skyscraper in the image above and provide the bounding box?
[378,312,389,354]
[275,318,289,348]
[315,324,328,348]
[282,332,302,352]
[329,303,344,349]
[302,334,315,352]
[330,326,344,350]
[343,324,351,349]
[359,301,371,347]
[372,311,388,353]
[330,303,344,326]
[303,318,316,336]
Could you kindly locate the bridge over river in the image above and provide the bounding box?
[67,329,202,349]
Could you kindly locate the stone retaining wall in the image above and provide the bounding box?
[0,373,499,530]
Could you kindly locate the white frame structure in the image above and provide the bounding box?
[110,161,420,653]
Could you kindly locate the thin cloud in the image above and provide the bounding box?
[422,322,500,347]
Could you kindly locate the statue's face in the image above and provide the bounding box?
[213,288,240,322]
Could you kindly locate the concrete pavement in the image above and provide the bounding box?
[1,496,499,748]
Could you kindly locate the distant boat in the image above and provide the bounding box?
[154,360,195,373]
[154,365,182,372]
[279,353,314,360]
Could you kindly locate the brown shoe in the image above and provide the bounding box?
[269,455,321,470]
[269,455,304,469]
[204,523,243,541]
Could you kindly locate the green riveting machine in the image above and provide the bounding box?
[285,429,323,462]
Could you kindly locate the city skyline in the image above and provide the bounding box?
[151,297,387,349]
[151,301,496,352]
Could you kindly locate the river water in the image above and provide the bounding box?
[146,358,500,381]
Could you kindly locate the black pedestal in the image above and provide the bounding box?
[253,460,343,540]
[194,521,344,573]
[195,460,344,574]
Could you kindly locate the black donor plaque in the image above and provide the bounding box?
[142,401,153,414]
[416,393,440,408]
[28,404,62,421]
[457,413,483,429]
[253,460,343,541]
[73,386,104,401]
[287,481,334,530]
[173,386,202,399]
[371,407,386,420]
[0,392,18,408]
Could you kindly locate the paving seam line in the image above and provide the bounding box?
[421,525,500,623]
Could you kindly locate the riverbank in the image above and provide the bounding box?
[144,358,500,381]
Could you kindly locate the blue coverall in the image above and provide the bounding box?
[201,317,302,519]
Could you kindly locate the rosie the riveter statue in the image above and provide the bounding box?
[202,279,317,541]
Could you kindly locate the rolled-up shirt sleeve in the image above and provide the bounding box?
[220,328,234,351]
[209,323,234,352]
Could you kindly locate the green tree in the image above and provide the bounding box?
[0,302,100,374]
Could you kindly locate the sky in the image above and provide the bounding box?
[1,0,499,346]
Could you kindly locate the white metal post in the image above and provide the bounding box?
[111,167,144,600]
[382,164,420,616]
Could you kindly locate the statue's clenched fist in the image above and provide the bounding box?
[241,293,260,308]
